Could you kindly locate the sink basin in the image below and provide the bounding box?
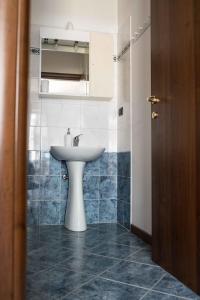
[50,146,105,162]
[50,146,105,232]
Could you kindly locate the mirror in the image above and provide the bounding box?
[40,38,89,96]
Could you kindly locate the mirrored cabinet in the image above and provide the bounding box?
[39,28,114,100]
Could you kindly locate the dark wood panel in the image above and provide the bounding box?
[41,72,85,81]
[151,0,200,293]
[13,0,29,298]
[131,225,152,245]
[194,0,200,288]
[0,1,18,298]
[0,0,29,298]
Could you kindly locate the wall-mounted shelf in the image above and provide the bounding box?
[39,92,112,101]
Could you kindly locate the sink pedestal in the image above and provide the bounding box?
[64,161,87,231]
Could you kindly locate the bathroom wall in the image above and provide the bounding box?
[117,17,131,228]
[27,0,118,225]
[117,0,151,233]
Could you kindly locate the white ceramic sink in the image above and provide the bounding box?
[50,146,105,162]
[50,146,105,232]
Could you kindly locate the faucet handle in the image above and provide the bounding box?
[74,133,83,140]
[73,134,83,146]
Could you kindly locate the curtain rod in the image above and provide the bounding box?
[117,17,151,61]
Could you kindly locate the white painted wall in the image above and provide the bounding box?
[117,0,152,234]
[28,0,118,153]
[31,0,117,34]
[117,18,131,153]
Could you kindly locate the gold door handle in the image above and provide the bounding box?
[147,96,160,104]
[152,112,159,119]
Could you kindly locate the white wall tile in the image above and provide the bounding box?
[79,129,116,152]
[80,129,105,150]
[28,101,41,126]
[28,78,39,101]
[41,100,62,127]
[41,100,81,129]
[41,126,81,151]
[60,102,81,128]
[107,130,117,152]
[28,19,118,154]
[28,126,41,150]
[41,127,63,151]
[81,103,116,130]
[29,54,40,78]
[30,25,40,47]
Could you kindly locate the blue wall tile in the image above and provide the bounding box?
[41,152,61,175]
[61,177,69,200]
[124,202,130,229]
[99,199,117,223]
[117,152,131,228]
[40,176,60,200]
[27,151,40,175]
[118,177,130,202]
[85,200,99,224]
[27,150,130,226]
[84,159,100,176]
[39,201,60,225]
[83,176,99,200]
[100,153,117,176]
[59,200,67,225]
[27,176,40,200]
[117,200,124,225]
[118,152,130,178]
[27,201,39,225]
[100,176,117,200]
[61,161,68,175]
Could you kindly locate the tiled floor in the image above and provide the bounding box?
[27,224,200,300]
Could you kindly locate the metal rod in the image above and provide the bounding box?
[117,17,151,61]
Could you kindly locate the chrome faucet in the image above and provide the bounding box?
[73,134,83,147]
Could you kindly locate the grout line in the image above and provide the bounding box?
[99,276,150,292]
[139,273,166,300]
[60,259,121,299]
[149,290,193,300]
[86,250,162,268]
[117,222,130,231]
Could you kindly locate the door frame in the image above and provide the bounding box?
[0,0,29,299]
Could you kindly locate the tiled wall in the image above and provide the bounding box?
[117,18,131,229]
[27,22,131,228]
[27,151,117,225]
[117,152,131,229]
[28,25,117,154]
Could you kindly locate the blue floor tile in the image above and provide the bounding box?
[28,266,94,299]
[27,224,200,300]
[110,231,147,248]
[101,260,165,289]
[128,246,156,265]
[153,274,200,299]
[60,252,118,275]
[88,223,127,235]
[27,246,73,275]
[63,277,146,300]
[143,291,183,299]
[90,241,139,260]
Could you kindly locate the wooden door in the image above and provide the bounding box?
[151,0,200,294]
[0,0,29,299]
